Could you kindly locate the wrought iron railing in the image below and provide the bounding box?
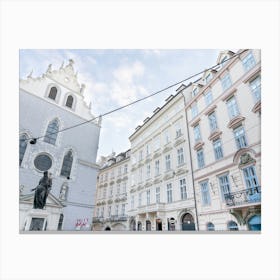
[224,186,261,206]
[92,215,128,223]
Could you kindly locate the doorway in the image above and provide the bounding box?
[181,213,195,231]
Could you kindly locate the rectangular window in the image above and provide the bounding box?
[146,164,151,178]
[191,103,198,118]
[205,73,212,83]
[146,144,150,156]
[138,193,142,206]
[192,87,198,97]
[164,129,170,144]
[193,124,201,142]
[219,174,231,201]
[121,204,125,216]
[115,205,119,216]
[226,96,239,119]
[221,73,232,91]
[139,168,143,182]
[175,122,182,138]
[249,76,261,102]
[167,183,173,203]
[243,166,259,189]
[103,188,107,199]
[139,150,143,161]
[155,160,160,176]
[110,171,114,179]
[180,178,187,200]
[154,137,160,151]
[118,166,122,175]
[234,126,247,149]
[117,184,120,195]
[124,164,128,174]
[108,206,111,217]
[204,91,213,106]
[200,181,211,206]
[110,187,113,197]
[156,187,160,203]
[213,139,223,160]
[177,147,184,165]
[197,149,205,169]
[122,182,127,193]
[208,112,218,132]
[100,207,104,217]
[146,190,150,205]
[131,195,134,209]
[96,208,99,217]
[165,154,171,171]
[242,52,256,71]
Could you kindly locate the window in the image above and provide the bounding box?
[65,95,74,108]
[249,76,261,102]
[207,222,215,231]
[204,91,213,106]
[167,183,173,203]
[177,147,184,165]
[118,166,122,175]
[234,126,247,149]
[242,52,256,71]
[48,86,57,100]
[96,208,99,217]
[200,181,211,206]
[226,96,239,119]
[108,206,112,217]
[146,164,151,178]
[121,204,125,216]
[115,205,119,216]
[110,187,113,197]
[154,137,160,151]
[228,221,238,231]
[19,134,28,166]
[139,168,143,182]
[57,214,64,230]
[220,56,228,67]
[180,178,187,200]
[146,220,151,231]
[139,150,143,161]
[197,149,205,169]
[175,122,182,138]
[146,190,150,205]
[156,187,160,203]
[103,188,107,199]
[155,160,160,176]
[44,119,59,145]
[193,124,201,142]
[124,164,128,174]
[100,207,104,217]
[60,150,73,178]
[146,144,150,156]
[213,139,223,160]
[164,129,170,144]
[138,193,142,206]
[117,184,120,195]
[59,184,68,200]
[165,154,171,171]
[243,165,259,189]
[219,174,231,201]
[221,73,232,91]
[34,154,52,171]
[122,182,126,193]
[191,103,198,118]
[205,73,212,83]
[208,112,218,132]
[131,196,134,209]
[192,87,198,97]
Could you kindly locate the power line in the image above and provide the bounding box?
[22,49,248,143]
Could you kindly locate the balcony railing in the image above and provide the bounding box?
[107,215,128,222]
[224,186,261,207]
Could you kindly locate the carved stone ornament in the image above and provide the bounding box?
[239,153,255,167]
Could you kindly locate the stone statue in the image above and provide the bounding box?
[31,171,52,209]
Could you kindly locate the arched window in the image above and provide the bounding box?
[44,119,59,145]
[65,95,74,108]
[207,222,215,231]
[228,221,238,231]
[48,87,58,100]
[248,215,261,231]
[146,220,151,231]
[60,150,73,178]
[19,134,28,166]
[59,183,68,200]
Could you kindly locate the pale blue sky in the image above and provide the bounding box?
[20,49,222,159]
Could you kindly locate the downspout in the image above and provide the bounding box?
[180,90,200,231]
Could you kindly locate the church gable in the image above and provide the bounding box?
[20,192,64,208]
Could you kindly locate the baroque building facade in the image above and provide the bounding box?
[19,59,101,231]
[92,49,261,231]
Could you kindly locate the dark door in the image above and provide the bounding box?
[181,213,195,231]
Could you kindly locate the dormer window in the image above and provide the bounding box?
[66,95,74,108]
[48,87,58,100]
[220,56,228,67]
[192,87,198,97]
[205,73,212,83]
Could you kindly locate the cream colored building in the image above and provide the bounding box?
[92,150,130,231]
[127,93,197,231]
[183,49,261,231]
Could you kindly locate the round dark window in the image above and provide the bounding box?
[34,154,52,171]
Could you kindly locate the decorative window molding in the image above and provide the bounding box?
[208,130,222,141]
[222,88,237,102]
[252,100,261,114]
[193,140,205,151]
[227,115,245,129]
[204,105,217,116]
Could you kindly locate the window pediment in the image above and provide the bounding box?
[208,130,222,141]
[252,100,261,114]
[227,115,245,129]
[193,140,205,151]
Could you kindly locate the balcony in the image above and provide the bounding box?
[138,203,165,214]
[107,215,128,222]
[224,186,261,207]
[92,217,105,223]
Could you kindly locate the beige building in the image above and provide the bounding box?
[182,49,261,231]
[92,150,130,231]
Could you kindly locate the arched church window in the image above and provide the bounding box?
[44,119,59,145]
[48,87,58,100]
[60,150,73,178]
[19,134,28,166]
[59,183,68,200]
[65,95,74,108]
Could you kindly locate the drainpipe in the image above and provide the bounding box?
[180,90,200,231]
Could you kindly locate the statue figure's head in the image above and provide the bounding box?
[43,171,48,177]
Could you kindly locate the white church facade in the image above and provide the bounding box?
[19,59,101,231]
